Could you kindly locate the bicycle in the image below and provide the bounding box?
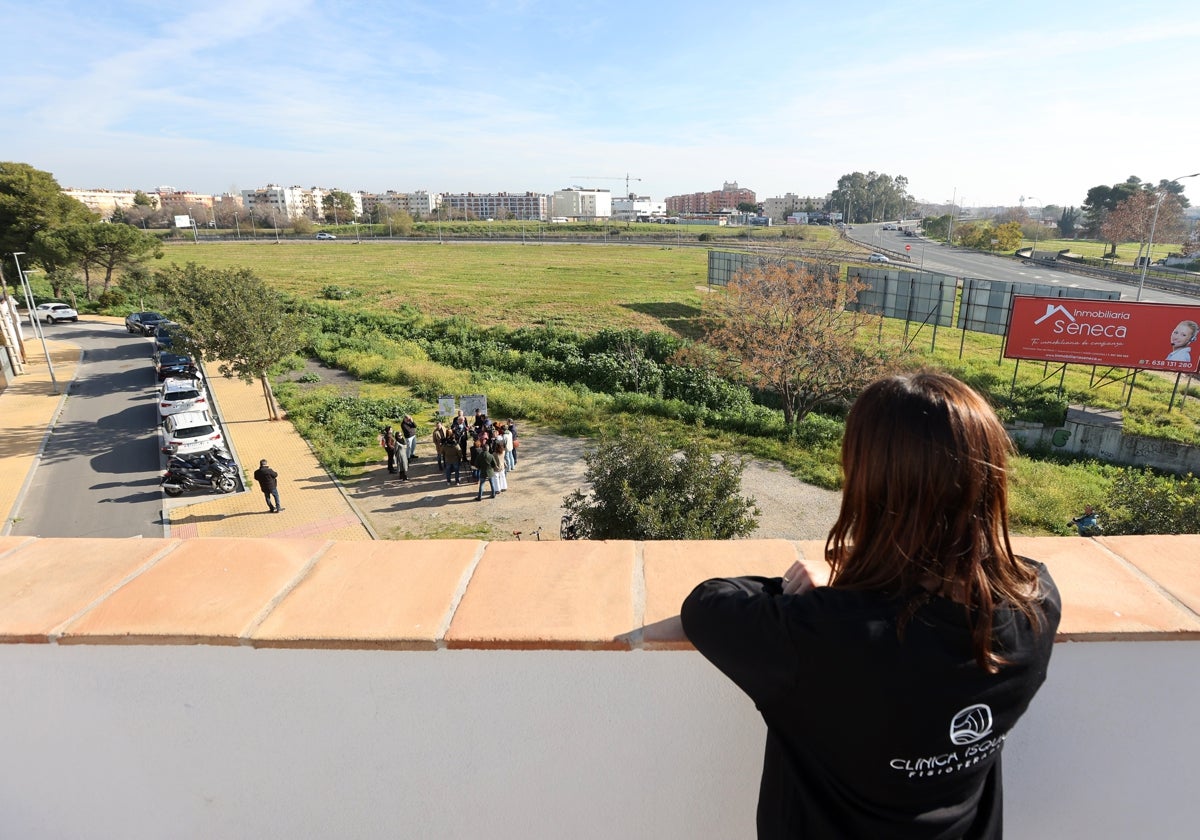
[512,526,543,541]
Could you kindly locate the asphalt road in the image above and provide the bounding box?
[11,321,166,538]
[850,223,1198,305]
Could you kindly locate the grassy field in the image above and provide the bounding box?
[161,241,713,335]
[1020,236,1187,262]
[153,239,1200,534]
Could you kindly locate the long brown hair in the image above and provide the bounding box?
[825,371,1041,673]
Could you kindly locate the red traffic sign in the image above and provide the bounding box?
[905,244,912,252]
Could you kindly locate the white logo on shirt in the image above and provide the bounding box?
[949,704,993,745]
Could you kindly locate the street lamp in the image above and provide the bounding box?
[1022,195,1041,259]
[1137,172,1199,301]
[11,252,59,393]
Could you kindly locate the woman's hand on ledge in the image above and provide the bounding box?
[782,560,815,596]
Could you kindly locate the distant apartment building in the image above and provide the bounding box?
[612,195,667,221]
[441,192,547,221]
[362,190,438,219]
[241,185,309,220]
[61,188,154,220]
[550,188,612,221]
[761,193,825,223]
[157,188,214,210]
[664,181,755,215]
[239,185,363,221]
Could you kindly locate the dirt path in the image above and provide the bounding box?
[344,428,842,541]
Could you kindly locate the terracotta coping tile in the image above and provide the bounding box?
[59,538,326,646]
[1012,536,1200,639]
[0,538,174,643]
[445,540,636,650]
[642,539,802,649]
[252,540,483,650]
[1096,535,1200,618]
[1,536,1199,649]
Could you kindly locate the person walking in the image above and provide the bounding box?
[252,459,281,513]
[682,372,1060,838]
[401,414,418,462]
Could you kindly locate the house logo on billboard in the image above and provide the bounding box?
[1034,303,1074,326]
[1033,302,1128,338]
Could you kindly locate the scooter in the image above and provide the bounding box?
[161,448,239,497]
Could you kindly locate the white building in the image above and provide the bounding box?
[612,195,666,222]
[241,185,310,221]
[61,188,154,220]
[550,188,612,221]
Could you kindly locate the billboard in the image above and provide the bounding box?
[1005,296,1200,373]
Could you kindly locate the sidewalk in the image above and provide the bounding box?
[0,318,373,541]
[171,372,373,540]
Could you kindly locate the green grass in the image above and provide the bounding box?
[1021,236,1187,263]
[153,239,1200,535]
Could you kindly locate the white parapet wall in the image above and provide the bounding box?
[1,642,1199,839]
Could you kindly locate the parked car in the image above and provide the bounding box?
[126,311,167,335]
[158,377,209,418]
[154,351,200,381]
[35,302,79,324]
[315,232,337,240]
[162,409,223,454]
[154,322,183,349]
[867,253,890,263]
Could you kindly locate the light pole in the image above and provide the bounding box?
[1137,172,1199,301]
[12,252,59,393]
[1022,195,1040,258]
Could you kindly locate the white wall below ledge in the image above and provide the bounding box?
[2,642,1198,839]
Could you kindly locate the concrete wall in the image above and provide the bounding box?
[1010,408,1200,475]
[1,642,1198,840]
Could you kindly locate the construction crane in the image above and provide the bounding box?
[570,174,642,197]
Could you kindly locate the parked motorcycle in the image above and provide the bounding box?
[161,447,239,497]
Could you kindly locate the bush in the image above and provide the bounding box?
[562,427,759,539]
[1102,468,1200,535]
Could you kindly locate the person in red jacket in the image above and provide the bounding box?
[682,371,1060,839]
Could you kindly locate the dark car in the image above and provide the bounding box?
[154,322,183,350]
[125,311,167,335]
[154,351,199,381]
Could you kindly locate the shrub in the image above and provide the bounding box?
[562,427,759,539]
[1102,468,1200,535]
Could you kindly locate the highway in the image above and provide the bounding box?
[847,223,1198,306]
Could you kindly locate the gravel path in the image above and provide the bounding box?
[345,428,842,541]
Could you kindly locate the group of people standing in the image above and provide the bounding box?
[380,409,518,502]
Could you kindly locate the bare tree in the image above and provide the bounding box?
[1101,191,1185,265]
[693,262,904,427]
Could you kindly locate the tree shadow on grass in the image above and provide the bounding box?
[620,302,705,339]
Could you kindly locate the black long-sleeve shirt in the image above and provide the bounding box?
[681,562,1060,839]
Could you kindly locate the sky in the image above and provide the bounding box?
[3,0,1199,210]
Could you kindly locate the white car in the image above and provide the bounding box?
[315,232,337,240]
[162,409,223,454]
[158,377,209,418]
[867,253,890,263]
[36,302,79,323]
